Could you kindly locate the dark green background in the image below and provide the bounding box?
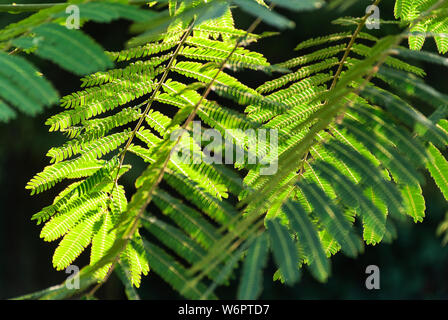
[1,0,447,299]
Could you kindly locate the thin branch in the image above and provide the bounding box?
[110,21,195,194]
[329,0,382,91]
[335,0,447,124]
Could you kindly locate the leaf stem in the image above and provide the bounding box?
[110,21,195,192]
[86,21,195,298]
[329,0,382,91]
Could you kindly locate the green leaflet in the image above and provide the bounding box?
[275,44,346,70]
[27,157,113,195]
[298,182,364,258]
[213,84,289,114]
[394,0,417,20]
[30,158,119,225]
[52,210,102,271]
[53,2,157,23]
[0,52,58,121]
[269,0,325,11]
[351,44,425,76]
[40,192,108,242]
[200,239,248,300]
[400,183,426,223]
[378,67,448,110]
[237,233,270,299]
[169,152,230,200]
[0,100,16,122]
[47,81,153,131]
[341,119,424,185]
[294,32,377,51]
[325,141,405,218]
[173,61,257,95]
[427,143,448,201]
[142,216,212,269]
[302,161,336,200]
[116,262,141,300]
[362,187,388,245]
[266,219,300,285]
[91,211,116,280]
[28,159,95,195]
[183,36,269,70]
[283,199,330,282]
[312,161,387,240]
[48,130,132,163]
[348,103,428,167]
[121,234,150,288]
[111,184,128,223]
[394,0,448,54]
[13,23,112,76]
[164,171,237,225]
[394,47,448,68]
[153,190,219,250]
[128,0,230,46]
[81,58,167,88]
[410,20,430,51]
[107,41,179,62]
[257,59,337,94]
[231,0,295,29]
[142,240,214,300]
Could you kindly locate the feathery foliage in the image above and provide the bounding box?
[3,0,447,300]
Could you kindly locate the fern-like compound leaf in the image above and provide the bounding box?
[266,219,300,285]
[13,23,113,76]
[52,210,102,271]
[283,199,330,283]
